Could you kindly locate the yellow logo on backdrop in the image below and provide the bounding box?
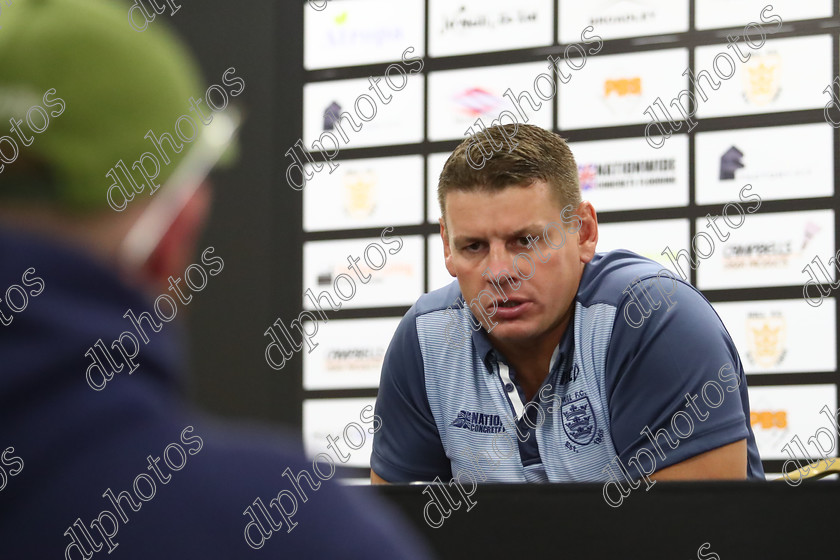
[743,53,782,106]
[343,169,377,218]
[746,313,787,368]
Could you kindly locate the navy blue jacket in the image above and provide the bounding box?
[0,227,432,559]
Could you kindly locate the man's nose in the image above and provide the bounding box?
[484,243,521,289]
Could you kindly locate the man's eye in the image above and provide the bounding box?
[464,243,482,252]
[517,237,530,247]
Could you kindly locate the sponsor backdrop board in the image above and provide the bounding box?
[300,1,840,478]
[302,398,378,469]
[695,0,831,30]
[597,219,690,275]
[303,317,400,390]
[558,0,689,43]
[429,0,554,58]
[712,299,837,374]
[303,235,424,309]
[747,384,837,461]
[303,74,424,149]
[304,155,424,232]
[696,210,835,290]
[304,0,425,70]
[427,152,449,223]
[695,35,833,119]
[428,234,453,293]
[558,48,689,129]
[428,62,554,142]
[695,124,834,205]
[572,134,689,211]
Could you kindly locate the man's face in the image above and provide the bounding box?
[440,180,597,348]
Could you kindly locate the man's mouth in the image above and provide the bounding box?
[496,298,526,308]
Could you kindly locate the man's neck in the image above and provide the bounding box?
[489,313,572,401]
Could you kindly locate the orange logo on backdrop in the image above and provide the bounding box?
[604,77,641,97]
[750,410,788,429]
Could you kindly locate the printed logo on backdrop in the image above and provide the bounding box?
[717,142,816,185]
[342,169,377,218]
[576,158,676,191]
[602,76,644,114]
[317,261,415,287]
[324,345,386,371]
[453,87,505,119]
[751,408,790,451]
[579,164,597,191]
[743,52,782,107]
[588,2,657,27]
[438,5,541,35]
[323,101,342,131]
[561,395,596,445]
[450,410,505,434]
[719,146,744,180]
[745,311,787,368]
[325,9,405,49]
[723,221,820,270]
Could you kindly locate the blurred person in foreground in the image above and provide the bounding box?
[371,124,764,489]
[0,1,431,557]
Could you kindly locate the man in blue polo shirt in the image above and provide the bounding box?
[371,124,763,495]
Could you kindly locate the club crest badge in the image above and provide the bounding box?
[561,395,595,445]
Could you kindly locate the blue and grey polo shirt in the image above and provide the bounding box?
[371,249,764,483]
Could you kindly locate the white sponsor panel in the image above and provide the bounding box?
[428,63,553,142]
[712,299,836,374]
[747,384,837,461]
[696,210,834,290]
[303,74,424,149]
[427,152,449,223]
[304,235,424,309]
[304,0,425,70]
[303,317,400,390]
[695,124,834,205]
[764,472,838,480]
[558,0,688,42]
[597,219,689,274]
[303,398,377,469]
[304,156,424,232]
[695,1,831,30]
[558,48,688,129]
[428,234,455,293]
[572,134,689,211]
[429,0,553,58]
[695,35,832,118]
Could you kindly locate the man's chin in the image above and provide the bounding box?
[486,323,540,343]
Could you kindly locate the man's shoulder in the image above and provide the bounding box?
[576,249,693,309]
[411,279,462,317]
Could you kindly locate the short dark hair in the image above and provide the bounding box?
[437,124,581,218]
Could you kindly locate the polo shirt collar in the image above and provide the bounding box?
[467,302,575,376]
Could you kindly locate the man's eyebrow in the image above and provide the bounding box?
[510,224,546,237]
[452,224,546,244]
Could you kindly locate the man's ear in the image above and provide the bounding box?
[440,217,456,277]
[143,182,213,290]
[576,201,598,264]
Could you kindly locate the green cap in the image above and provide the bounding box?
[0,0,228,210]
